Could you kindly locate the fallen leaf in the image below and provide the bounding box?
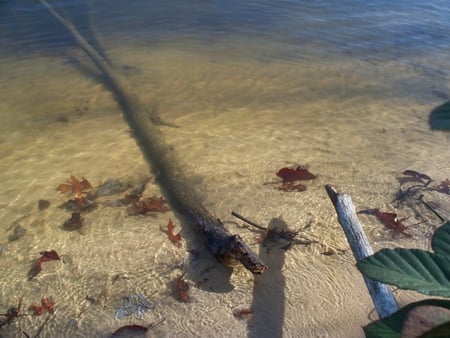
[128,196,170,215]
[29,297,55,315]
[59,193,97,212]
[176,273,190,303]
[359,208,411,238]
[41,297,55,314]
[57,175,92,194]
[276,166,316,182]
[29,304,45,316]
[29,250,61,280]
[166,218,181,245]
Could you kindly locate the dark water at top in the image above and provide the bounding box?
[1,0,449,63]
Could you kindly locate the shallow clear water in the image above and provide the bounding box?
[0,1,449,337]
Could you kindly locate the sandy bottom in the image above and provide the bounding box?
[0,40,449,337]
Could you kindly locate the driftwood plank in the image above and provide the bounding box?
[325,184,398,318]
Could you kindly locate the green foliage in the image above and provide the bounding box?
[357,222,450,337]
[356,248,450,297]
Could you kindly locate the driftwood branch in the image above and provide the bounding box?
[39,0,267,274]
[325,184,398,318]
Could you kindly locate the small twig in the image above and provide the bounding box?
[33,315,52,338]
[22,314,52,338]
[417,194,445,222]
[148,316,166,329]
[231,211,266,231]
[231,211,333,249]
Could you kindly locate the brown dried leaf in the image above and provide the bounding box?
[176,273,190,303]
[167,218,181,245]
[57,175,92,194]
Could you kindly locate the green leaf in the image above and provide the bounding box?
[364,299,450,338]
[432,222,450,257]
[429,100,450,131]
[356,248,450,297]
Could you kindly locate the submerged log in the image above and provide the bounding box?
[325,184,398,318]
[39,0,267,274]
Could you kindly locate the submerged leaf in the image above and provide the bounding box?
[29,250,61,280]
[175,273,190,303]
[128,196,170,215]
[166,218,181,245]
[57,175,92,194]
[276,166,316,182]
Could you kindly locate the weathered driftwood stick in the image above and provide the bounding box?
[39,0,267,274]
[325,184,398,318]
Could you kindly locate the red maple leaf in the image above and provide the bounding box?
[276,166,316,182]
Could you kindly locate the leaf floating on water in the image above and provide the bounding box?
[29,250,61,280]
[166,218,181,245]
[114,294,152,320]
[276,166,316,182]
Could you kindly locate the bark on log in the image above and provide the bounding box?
[325,184,398,318]
[39,0,267,274]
